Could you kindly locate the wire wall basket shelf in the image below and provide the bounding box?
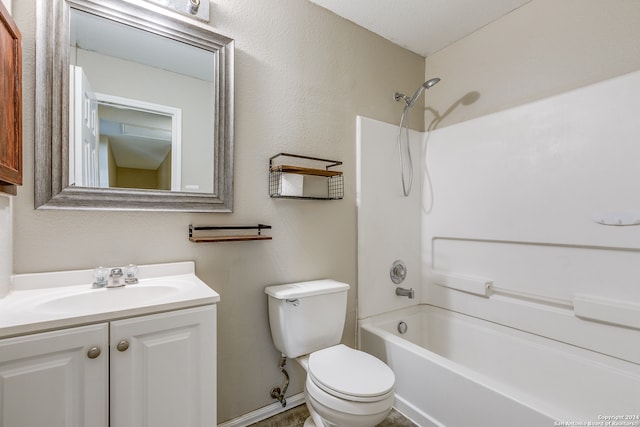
[269,153,344,200]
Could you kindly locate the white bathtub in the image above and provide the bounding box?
[359,305,640,427]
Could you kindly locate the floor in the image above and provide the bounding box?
[249,404,417,427]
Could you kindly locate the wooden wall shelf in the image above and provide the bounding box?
[270,165,343,177]
[189,224,272,243]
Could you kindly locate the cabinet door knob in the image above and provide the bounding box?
[116,339,130,352]
[87,346,101,359]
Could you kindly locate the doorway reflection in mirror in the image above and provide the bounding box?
[69,8,214,193]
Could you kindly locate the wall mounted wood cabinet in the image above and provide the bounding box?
[0,1,22,194]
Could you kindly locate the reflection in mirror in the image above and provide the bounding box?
[96,98,177,191]
[69,8,211,193]
[35,0,234,211]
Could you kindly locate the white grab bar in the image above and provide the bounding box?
[432,272,492,297]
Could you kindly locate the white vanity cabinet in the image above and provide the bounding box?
[0,323,109,427]
[0,305,216,427]
[110,305,216,427]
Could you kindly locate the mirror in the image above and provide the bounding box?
[35,0,234,211]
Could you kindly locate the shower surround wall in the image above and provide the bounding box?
[356,116,422,318]
[358,71,640,360]
[356,70,640,424]
[422,70,640,363]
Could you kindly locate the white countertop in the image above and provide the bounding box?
[0,261,220,338]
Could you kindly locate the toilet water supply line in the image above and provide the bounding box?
[269,356,324,425]
[270,355,289,407]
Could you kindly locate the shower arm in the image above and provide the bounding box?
[394,92,411,106]
[395,77,440,108]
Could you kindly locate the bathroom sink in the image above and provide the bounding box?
[1,262,220,337]
[37,283,182,313]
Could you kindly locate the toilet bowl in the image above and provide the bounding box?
[299,344,395,427]
[265,280,396,427]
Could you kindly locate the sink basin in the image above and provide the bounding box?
[1,262,220,338]
[38,284,182,313]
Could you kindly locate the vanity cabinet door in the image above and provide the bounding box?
[0,323,109,427]
[110,305,216,427]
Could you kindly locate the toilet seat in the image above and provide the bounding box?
[305,374,395,419]
[308,344,395,402]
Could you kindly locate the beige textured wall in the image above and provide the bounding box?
[0,196,10,298]
[424,0,640,129]
[12,0,424,422]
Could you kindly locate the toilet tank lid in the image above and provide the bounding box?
[265,279,349,299]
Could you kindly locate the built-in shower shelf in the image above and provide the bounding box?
[269,153,344,200]
[188,224,272,243]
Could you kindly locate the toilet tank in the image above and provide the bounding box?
[265,279,350,358]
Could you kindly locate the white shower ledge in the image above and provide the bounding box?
[0,261,220,338]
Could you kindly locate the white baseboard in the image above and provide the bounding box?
[218,393,305,427]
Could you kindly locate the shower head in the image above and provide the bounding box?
[423,77,441,89]
[407,78,440,107]
[394,78,441,108]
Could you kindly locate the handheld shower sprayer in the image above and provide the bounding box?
[394,78,440,108]
[394,78,441,196]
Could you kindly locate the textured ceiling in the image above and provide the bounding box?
[307,0,531,57]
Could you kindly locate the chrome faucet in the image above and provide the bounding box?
[106,267,125,288]
[395,287,415,299]
[93,264,139,288]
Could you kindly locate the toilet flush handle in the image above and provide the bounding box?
[285,298,299,306]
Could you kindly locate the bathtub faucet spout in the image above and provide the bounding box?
[395,287,414,299]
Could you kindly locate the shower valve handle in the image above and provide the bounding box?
[390,260,407,284]
[393,264,406,278]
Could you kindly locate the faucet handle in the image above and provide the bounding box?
[93,266,109,288]
[390,260,407,284]
[124,264,139,284]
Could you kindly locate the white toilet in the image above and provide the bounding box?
[265,280,395,427]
